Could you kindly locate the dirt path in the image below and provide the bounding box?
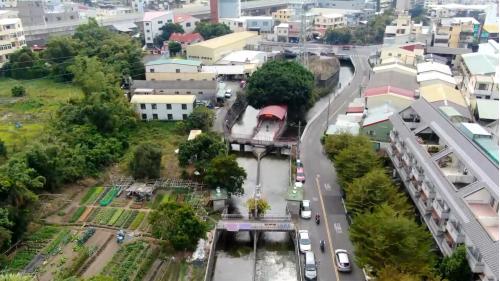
[81,230,121,278]
[38,238,79,281]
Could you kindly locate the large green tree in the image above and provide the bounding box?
[43,36,78,81]
[194,22,231,40]
[168,41,182,56]
[345,169,411,216]
[128,143,162,179]
[177,133,226,167]
[149,201,206,250]
[1,48,48,79]
[350,204,435,277]
[68,56,117,96]
[325,28,352,44]
[154,23,184,47]
[439,245,472,281]
[186,106,215,131]
[324,133,372,160]
[334,143,381,188]
[204,155,246,196]
[246,60,314,121]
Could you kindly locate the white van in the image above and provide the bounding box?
[304,251,317,280]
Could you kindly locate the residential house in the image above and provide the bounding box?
[361,104,396,143]
[186,31,260,64]
[419,83,471,119]
[313,13,346,37]
[167,33,204,54]
[480,24,499,43]
[432,17,480,49]
[142,11,174,47]
[417,61,452,76]
[0,10,25,66]
[378,43,425,65]
[425,45,471,67]
[363,85,417,111]
[174,14,199,33]
[474,99,499,125]
[274,23,289,42]
[131,80,219,101]
[131,94,196,121]
[458,52,499,105]
[417,71,457,87]
[272,8,294,23]
[367,69,418,92]
[383,14,431,46]
[387,98,499,281]
[326,116,360,135]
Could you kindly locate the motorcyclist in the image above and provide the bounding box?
[315,213,320,224]
[320,240,325,252]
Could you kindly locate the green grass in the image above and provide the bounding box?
[80,186,105,205]
[121,122,186,178]
[0,78,83,151]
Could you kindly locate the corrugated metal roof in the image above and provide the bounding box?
[373,63,417,75]
[326,122,360,135]
[131,80,217,90]
[364,85,415,98]
[257,105,287,120]
[461,53,498,75]
[420,84,467,108]
[476,100,499,121]
[417,71,457,85]
[131,94,196,104]
[362,104,395,127]
[417,61,452,75]
[189,31,259,49]
[367,70,418,91]
[145,57,202,67]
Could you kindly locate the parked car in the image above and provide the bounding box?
[335,249,352,272]
[224,88,232,99]
[296,159,303,168]
[296,167,305,183]
[300,200,312,219]
[304,251,317,280]
[298,230,311,253]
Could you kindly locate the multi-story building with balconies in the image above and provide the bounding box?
[432,17,480,49]
[387,98,499,281]
[0,10,25,66]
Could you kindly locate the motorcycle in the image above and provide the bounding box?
[320,240,325,253]
[315,213,320,225]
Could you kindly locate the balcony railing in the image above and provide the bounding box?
[386,145,394,157]
[402,153,412,167]
[429,213,446,235]
[389,131,398,143]
[393,156,403,168]
[432,199,450,220]
[445,221,465,244]
[466,246,485,273]
[396,141,405,154]
[441,234,454,255]
[421,181,436,200]
[418,195,432,214]
[408,180,420,197]
[411,166,423,182]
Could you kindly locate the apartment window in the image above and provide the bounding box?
[57,17,61,21]
[182,104,187,110]
[158,20,163,25]
[146,29,150,33]
[168,19,172,23]
[176,69,180,73]
[186,22,191,27]
[149,68,154,73]
[198,91,203,95]
[182,114,188,120]
[140,104,146,110]
[151,104,157,110]
[141,113,147,120]
[70,15,74,20]
[147,37,151,41]
[168,114,173,120]
[165,104,171,109]
[145,22,150,26]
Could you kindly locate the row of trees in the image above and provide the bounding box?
[0,19,143,266]
[324,133,471,281]
[324,10,395,45]
[153,21,232,49]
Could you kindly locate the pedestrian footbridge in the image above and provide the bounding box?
[216,214,295,232]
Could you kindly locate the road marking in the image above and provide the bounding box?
[334,223,342,234]
[324,183,332,191]
[312,197,319,202]
[315,175,340,281]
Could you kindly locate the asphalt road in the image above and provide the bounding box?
[298,47,373,281]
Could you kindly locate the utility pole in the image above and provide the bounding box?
[326,94,331,132]
[297,121,301,156]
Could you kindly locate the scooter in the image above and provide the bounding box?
[320,240,325,253]
[315,213,320,225]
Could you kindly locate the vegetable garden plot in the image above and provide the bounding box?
[80,186,105,205]
[101,241,151,281]
[99,187,120,206]
[69,206,86,223]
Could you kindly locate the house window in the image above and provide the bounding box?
[166,104,172,109]
[141,113,147,120]
[168,114,173,120]
[182,104,187,110]
[182,114,188,120]
[168,19,172,23]
[152,114,158,120]
[186,22,191,27]
[151,104,157,110]
[147,37,151,41]
[158,21,163,25]
[149,68,154,73]
[140,104,146,109]
[145,22,150,26]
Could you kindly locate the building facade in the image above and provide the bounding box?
[433,17,480,48]
[210,0,240,22]
[131,80,219,101]
[131,94,196,121]
[142,11,174,47]
[15,0,79,27]
[174,14,199,33]
[0,10,26,66]
[313,13,346,36]
[458,53,499,105]
[387,99,499,281]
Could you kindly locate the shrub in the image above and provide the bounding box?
[11,85,26,97]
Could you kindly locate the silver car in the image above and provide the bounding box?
[300,200,312,219]
[335,249,352,272]
[298,230,311,253]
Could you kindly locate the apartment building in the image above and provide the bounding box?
[272,8,294,23]
[433,17,480,49]
[383,14,431,46]
[16,0,79,27]
[142,11,174,47]
[174,14,199,33]
[458,52,499,105]
[131,94,196,121]
[0,0,16,8]
[220,16,274,33]
[0,10,25,66]
[313,13,346,36]
[387,99,498,281]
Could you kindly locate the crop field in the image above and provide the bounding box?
[80,186,105,205]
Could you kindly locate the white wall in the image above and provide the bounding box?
[147,63,200,73]
[178,17,199,33]
[143,12,174,45]
[135,102,194,120]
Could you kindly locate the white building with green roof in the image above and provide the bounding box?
[458,53,499,103]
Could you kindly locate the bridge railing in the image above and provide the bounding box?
[221,214,292,221]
